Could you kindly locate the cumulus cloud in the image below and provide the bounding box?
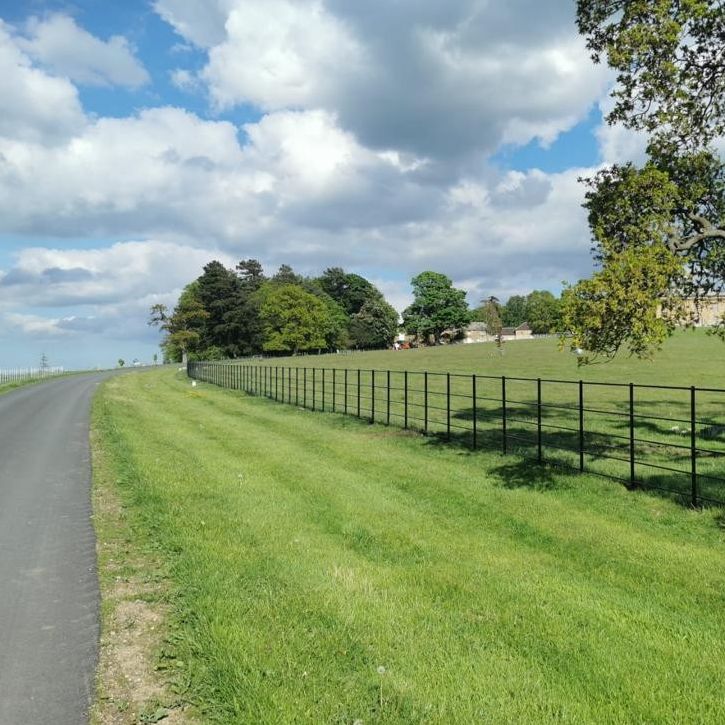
[0,2,613,363]
[158,0,611,161]
[15,14,149,89]
[0,20,85,144]
[0,240,231,308]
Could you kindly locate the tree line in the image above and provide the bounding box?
[150,263,563,362]
[149,261,399,362]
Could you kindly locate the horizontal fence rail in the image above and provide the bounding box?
[0,367,64,384]
[187,361,725,507]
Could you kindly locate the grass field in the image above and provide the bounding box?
[94,367,725,723]
[202,331,725,505]
[237,329,725,385]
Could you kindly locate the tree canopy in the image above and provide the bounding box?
[402,272,471,343]
[565,0,725,361]
[259,284,330,354]
[150,261,400,362]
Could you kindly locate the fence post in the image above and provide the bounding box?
[357,369,361,417]
[472,375,477,450]
[321,368,325,412]
[304,368,307,408]
[691,386,698,507]
[404,371,408,429]
[371,370,375,423]
[344,369,348,414]
[276,366,279,400]
[579,380,585,472]
[501,376,507,454]
[332,369,336,412]
[387,370,391,425]
[629,383,635,486]
[296,367,299,406]
[537,378,542,463]
[446,373,451,441]
[424,372,429,435]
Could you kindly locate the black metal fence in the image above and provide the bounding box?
[187,361,725,507]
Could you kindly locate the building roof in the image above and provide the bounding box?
[466,322,489,332]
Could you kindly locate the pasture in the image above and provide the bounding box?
[94,365,725,723]
[212,331,725,505]
[241,329,724,386]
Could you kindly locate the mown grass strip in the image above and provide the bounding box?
[94,368,725,724]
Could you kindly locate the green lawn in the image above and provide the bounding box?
[199,331,725,505]
[234,328,725,386]
[94,367,725,723]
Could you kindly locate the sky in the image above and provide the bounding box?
[0,0,649,369]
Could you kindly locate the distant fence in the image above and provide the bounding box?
[187,361,725,507]
[0,367,65,384]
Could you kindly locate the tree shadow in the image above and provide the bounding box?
[442,403,725,511]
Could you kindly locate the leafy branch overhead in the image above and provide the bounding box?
[565,0,725,361]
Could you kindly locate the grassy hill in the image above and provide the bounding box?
[200,330,725,505]
[93,367,725,723]
[242,328,725,387]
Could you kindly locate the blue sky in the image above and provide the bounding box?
[0,0,637,368]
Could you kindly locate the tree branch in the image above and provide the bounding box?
[667,213,725,252]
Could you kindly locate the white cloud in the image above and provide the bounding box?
[158,0,611,161]
[4,312,68,337]
[170,68,201,92]
[595,93,649,165]
[0,240,231,308]
[153,0,232,48]
[0,2,616,360]
[15,14,149,89]
[203,0,364,112]
[0,20,85,144]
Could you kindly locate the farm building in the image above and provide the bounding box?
[658,295,725,327]
[686,295,725,326]
[462,322,533,344]
[500,322,533,341]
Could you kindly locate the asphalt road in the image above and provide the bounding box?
[0,372,116,725]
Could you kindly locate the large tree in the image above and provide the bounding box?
[472,295,503,336]
[564,0,725,361]
[222,259,267,357]
[148,282,209,363]
[259,284,330,354]
[317,267,382,316]
[402,272,471,343]
[195,261,243,356]
[502,295,528,327]
[526,290,562,334]
[349,297,399,349]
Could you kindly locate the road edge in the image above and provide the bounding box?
[89,376,198,724]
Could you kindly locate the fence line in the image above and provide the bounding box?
[187,361,725,508]
[0,367,65,384]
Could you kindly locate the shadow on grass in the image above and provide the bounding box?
[415,405,725,511]
[487,458,562,491]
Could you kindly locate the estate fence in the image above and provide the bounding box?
[187,361,725,507]
[0,366,65,384]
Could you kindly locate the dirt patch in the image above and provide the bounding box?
[91,427,197,724]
